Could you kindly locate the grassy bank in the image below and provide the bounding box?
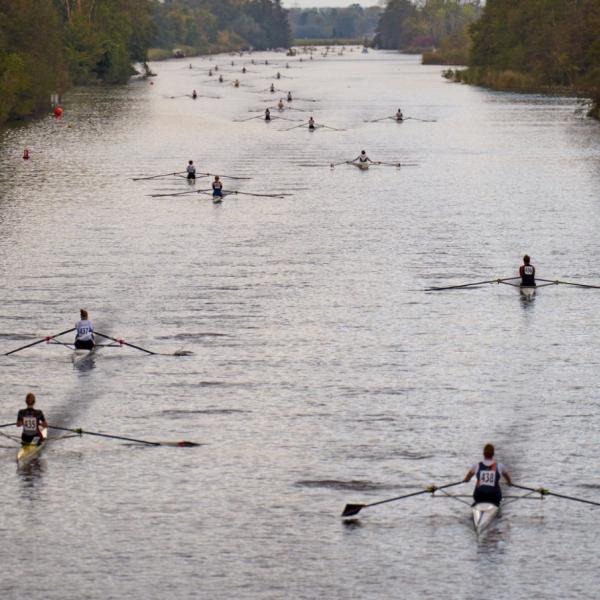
[443,67,600,119]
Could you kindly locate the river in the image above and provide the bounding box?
[1,49,600,599]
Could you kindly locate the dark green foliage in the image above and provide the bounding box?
[467,0,600,115]
[289,5,382,41]
[0,0,67,122]
[374,0,480,56]
[152,0,291,52]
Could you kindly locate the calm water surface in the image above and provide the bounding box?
[1,50,600,599]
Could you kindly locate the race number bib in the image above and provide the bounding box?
[479,470,496,486]
[23,416,38,433]
[524,266,534,275]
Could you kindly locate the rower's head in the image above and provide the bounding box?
[523,254,531,264]
[214,176,220,181]
[25,392,36,407]
[80,309,88,320]
[483,444,495,459]
[189,160,193,165]
[361,150,366,155]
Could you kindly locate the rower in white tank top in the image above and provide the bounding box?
[75,309,95,350]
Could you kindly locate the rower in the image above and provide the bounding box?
[212,176,223,200]
[276,72,281,79]
[242,67,247,74]
[218,75,223,83]
[277,99,284,111]
[270,84,275,93]
[464,444,512,507]
[395,108,404,121]
[308,117,316,131]
[265,108,271,122]
[208,69,213,76]
[354,150,372,164]
[186,160,196,180]
[287,91,292,102]
[214,65,219,71]
[192,90,197,99]
[16,393,48,447]
[520,255,536,287]
[234,79,240,88]
[75,309,95,350]
[23,148,30,160]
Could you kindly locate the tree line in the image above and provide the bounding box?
[374,0,482,65]
[457,0,600,117]
[0,0,291,125]
[288,6,382,42]
[375,0,600,117]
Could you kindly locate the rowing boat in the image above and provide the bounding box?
[472,502,499,534]
[353,162,369,170]
[17,427,47,467]
[520,285,536,300]
[72,346,96,366]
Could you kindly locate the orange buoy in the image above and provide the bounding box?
[53,106,63,118]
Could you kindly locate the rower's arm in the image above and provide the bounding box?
[502,471,513,486]
[463,469,475,482]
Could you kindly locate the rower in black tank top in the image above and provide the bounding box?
[520,254,536,286]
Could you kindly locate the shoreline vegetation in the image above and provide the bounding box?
[373,0,599,119]
[0,0,290,126]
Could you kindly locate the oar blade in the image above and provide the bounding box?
[341,503,365,517]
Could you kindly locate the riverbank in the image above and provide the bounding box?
[444,67,600,119]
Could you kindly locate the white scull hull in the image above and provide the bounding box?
[472,502,499,534]
[520,286,536,300]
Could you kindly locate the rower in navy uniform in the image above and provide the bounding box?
[395,108,404,122]
[264,108,271,122]
[186,160,196,180]
[287,91,293,102]
[74,309,95,350]
[270,83,276,93]
[192,90,197,99]
[463,444,512,506]
[212,176,223,202]
[520,254,536,287]
[308,117,316,131]
[17,393,48,446]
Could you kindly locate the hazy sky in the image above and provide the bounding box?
[283,1,379,7]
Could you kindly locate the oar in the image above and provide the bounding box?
[198,172,252,181]
[0,422,16,429]
[425,277,520,291]
[536,278,600,289]
[282,122,308,131]
[342,481,464,517]
[149,188,212,198]
[94,332,155,355]
[4,328,76,356]
[132,172,186,181]
[223,191,292,198]
[375,161,402,167]
[512,483,600,507]
[364,116,393,123]
[234,115,263,122]
[329,160,350,168]
[47,425,199,447]
[405,117,437,123]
